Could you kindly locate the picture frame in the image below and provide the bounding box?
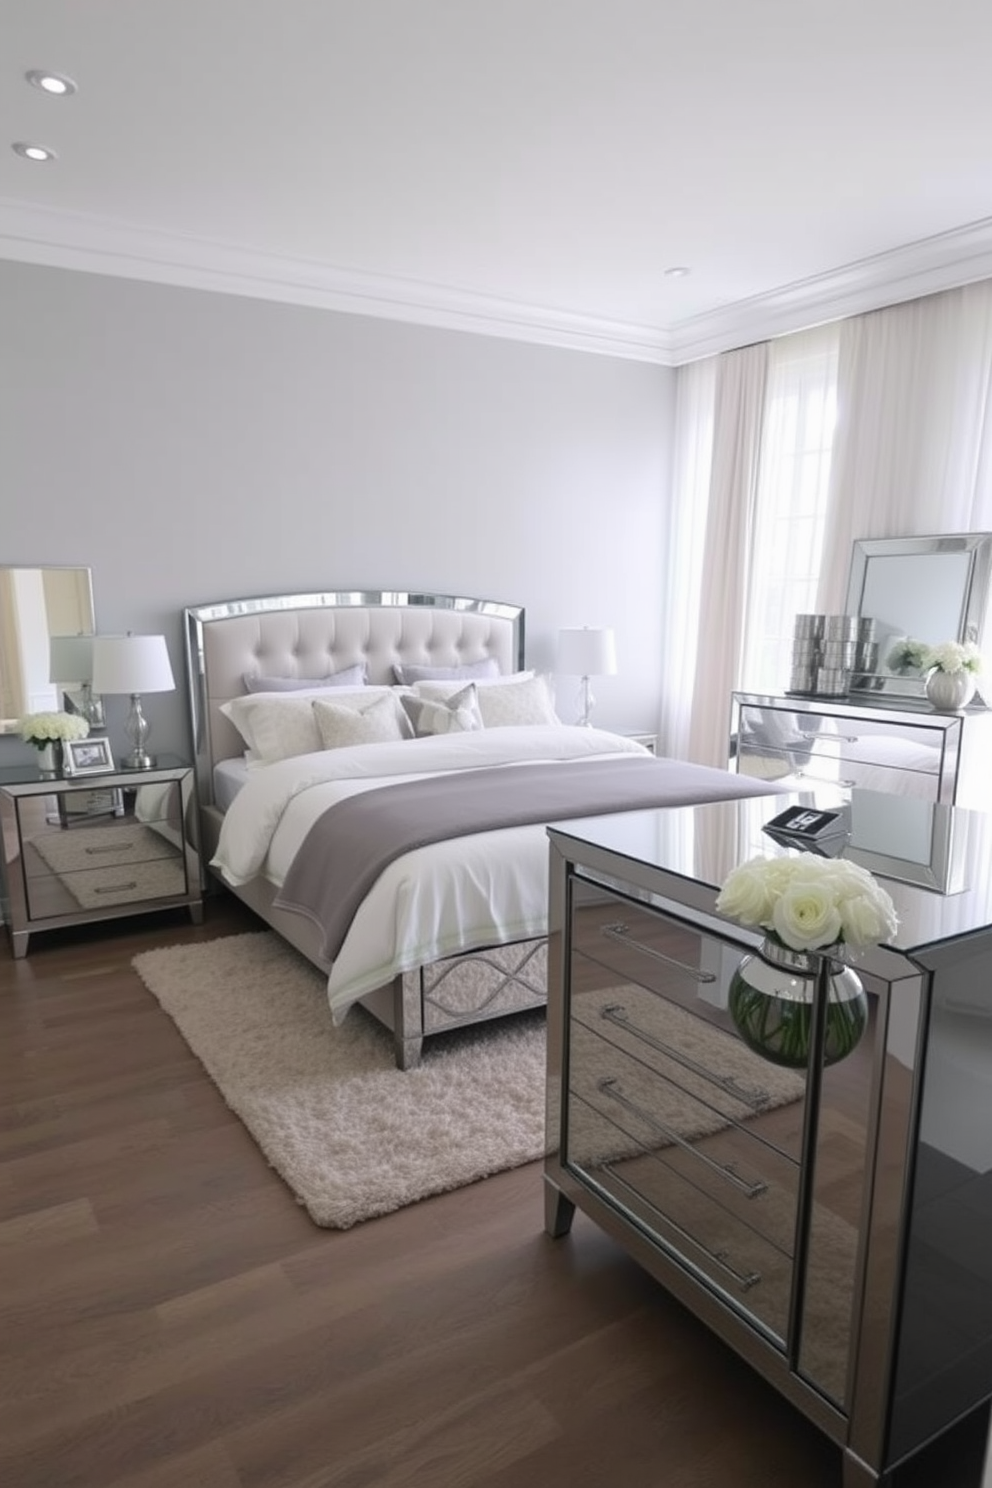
[62,735,116,777]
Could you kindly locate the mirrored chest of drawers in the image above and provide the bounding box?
[546,795,992,1488]
[0,756,203,956]
[731,690,992,810]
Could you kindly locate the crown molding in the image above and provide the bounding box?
[2,198,992,367]
[667,216,992,363]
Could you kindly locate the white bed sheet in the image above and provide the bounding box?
[211,725,649,1018]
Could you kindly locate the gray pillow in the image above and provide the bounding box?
[243,662,367,693]
[400,683,484,737]
[391,656,500,686]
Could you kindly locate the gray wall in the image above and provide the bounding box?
[2,260,675,763]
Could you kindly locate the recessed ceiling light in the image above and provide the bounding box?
[664,266,691,279]
[12,141,57,162]
[25,69,77,96]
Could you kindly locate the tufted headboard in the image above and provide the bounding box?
[183,589,525,810]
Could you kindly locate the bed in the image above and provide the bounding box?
[185,590,777,1068]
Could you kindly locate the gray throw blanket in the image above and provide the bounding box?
[273,754,776,961]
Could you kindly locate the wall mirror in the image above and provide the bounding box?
[845,534,992,699]
[0,566,96,732]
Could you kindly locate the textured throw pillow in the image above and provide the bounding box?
[391,656,500,686]
[243,662,367,693]
[221,686,397,763]
[313,693,411,748]
[475,674,560,727]
[400,682,485,737]
[414,673,558,727]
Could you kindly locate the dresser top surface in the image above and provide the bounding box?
[549,787,992,956]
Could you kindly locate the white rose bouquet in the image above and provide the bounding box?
[17,710,90,747]
[921,640,983,676]
[716,854,898,953]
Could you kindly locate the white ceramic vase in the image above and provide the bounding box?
[924,668,976,712]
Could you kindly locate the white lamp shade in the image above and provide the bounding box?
[49,633,94,684]
[91,634,176,695]
[557,627,618,677]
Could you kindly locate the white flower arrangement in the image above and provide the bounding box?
[716,854,898,953]
[885,637,929,674]
[921,640,983,676]
[17,710,90,747]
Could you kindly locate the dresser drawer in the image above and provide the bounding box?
[566,1017,802,1255]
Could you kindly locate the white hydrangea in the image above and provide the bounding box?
[17,710,90,745]
[923,640,983,675]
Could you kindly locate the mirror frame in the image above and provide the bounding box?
[845,533,992,699]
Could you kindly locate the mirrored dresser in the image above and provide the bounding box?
[731,690,992,810]
[546,789,992,1487]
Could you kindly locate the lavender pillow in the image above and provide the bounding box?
[391,656,500,686]
[243,662,367,693]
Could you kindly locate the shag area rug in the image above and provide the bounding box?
[133,932,547,1228]
[133,932,806,1230]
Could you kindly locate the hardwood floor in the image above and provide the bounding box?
[1,897,988,1488]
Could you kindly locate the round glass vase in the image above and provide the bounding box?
[728,937,868,1069]
[924,667,976,712]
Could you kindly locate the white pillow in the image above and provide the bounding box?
[475,674,560,727]
[221,686,397,763]
[412,669,534,701]
[401,682,485,737]
[392,657,500,685]
[313,693,411,749]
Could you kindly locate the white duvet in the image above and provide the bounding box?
[211,725,649,1018]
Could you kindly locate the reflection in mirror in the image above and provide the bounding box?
[0,567,95,731]
[846,534,992,698]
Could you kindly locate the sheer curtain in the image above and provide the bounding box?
[817,279,992,610]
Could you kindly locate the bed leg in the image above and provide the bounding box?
[395,1032,424,1071]
[391,973,424,1071]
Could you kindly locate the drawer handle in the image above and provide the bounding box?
[85,843,133,856]
[601,923,716,984]
[93,881,138,895]
[597,1077,768,1200]
[597,1167,762,1292]
[601,1004,774,1112]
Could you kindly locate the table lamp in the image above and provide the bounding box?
[91,633,175,769]
[557,626,618,726]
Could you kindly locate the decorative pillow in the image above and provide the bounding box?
[243,662,367,693]
[391,656,500,686]
[221,686,397,763]
[400,682,485,737]
[477,674,560,727]
[412,669,534,700]
[313,693,411,749]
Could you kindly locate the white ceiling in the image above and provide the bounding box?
[4,0,992,365]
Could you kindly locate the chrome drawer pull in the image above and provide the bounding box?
[94,881,138,895]
[597,1077,768,1199]
[600,1005,773,1111]
[599,1167,762,1292]
[601,923,716,983]
[85,842,133,856]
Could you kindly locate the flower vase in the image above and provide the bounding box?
[728,937,868,1069]
[924,668,976,712]
[36,740,64,777]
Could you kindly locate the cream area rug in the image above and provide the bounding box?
[132,932,807,1230]
[132,932,548,1228]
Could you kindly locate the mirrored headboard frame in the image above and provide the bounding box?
[845,533,992,699]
